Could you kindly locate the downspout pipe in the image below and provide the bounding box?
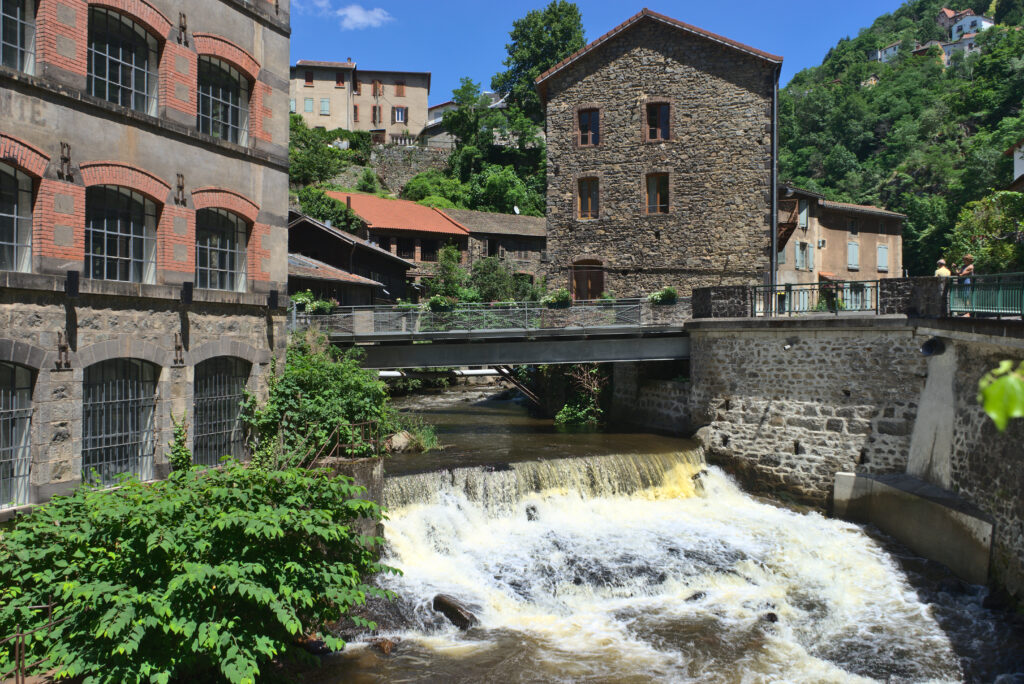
[770,63,781,298]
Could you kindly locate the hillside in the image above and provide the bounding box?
[779,0,1024,275]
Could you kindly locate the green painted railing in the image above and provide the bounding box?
[947,273,1024,317]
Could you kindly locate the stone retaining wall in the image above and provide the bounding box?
[372,146,451,194]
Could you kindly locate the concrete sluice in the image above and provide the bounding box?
[326,450,993,682]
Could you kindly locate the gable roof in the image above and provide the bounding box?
[535,8,782,101]
[325,192,470,236]
[938,7,957,19]
[288,253,382,287]
[818,199,907,219]
[287,210,415,268]
[442,208,547,237]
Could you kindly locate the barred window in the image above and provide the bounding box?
[195,208,247,292]
[193,357,250,467]
[1,0,35,73]
[0,361,32,509]
[82,358,157,485]
[0,161,32,273]
[197,56,249,145]
[85,185,157,284]
[87,7,158,115]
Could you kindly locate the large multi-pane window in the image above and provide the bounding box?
[1,0,35,73]
[193,357,250,467]
[197,56,249,145]
[195,208,247,291]
[0,362,32,509]
[85,185,157,284]
[0,161,32,273]
[82,358,157,485]
[87,7,158,115]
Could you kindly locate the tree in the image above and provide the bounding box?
[995,0,1024,25]
[296,185,361,233]
[424,244,468,300]
[468,256,516,302]
[491,0,585,122]
[469,164,544,216]
[289,114,345,186]
[946,191,1024,273]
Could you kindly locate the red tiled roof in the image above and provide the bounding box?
[535,8,782,99]
[288,253,382,287]
[326,192,470,235]
[819,199,907,219]
[938,8,956,19]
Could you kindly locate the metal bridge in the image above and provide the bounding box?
[290,299,692,369]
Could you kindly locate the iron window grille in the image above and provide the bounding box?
[397,238,415,260]
[82,358,157,486]
[195,208,247,291]
[420,239,438,262]
[0,161,33,273]
[1,0,35,73]
[87,7,158,115]
[193,357,250,467]
[0,362,32,509]
[85,185,157,284]
[197,56,249,145]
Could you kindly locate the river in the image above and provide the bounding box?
[313,389,1024,683]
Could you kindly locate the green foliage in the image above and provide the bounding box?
[427,294,454,312]
[490,0,586,122]
[289,115,344,187]
[978,360,1024,430]
[289,289,335,314]
[402,169,470,206]
[0,462,395,683]
[995,0,1024,25]
[356,168,382,194]
[779,2,1024,275]
[242,331,390,466]
[471,164,544,216]
[468,256,517,302]
[553,364,608,427]
[416,195,458,209]
[425,244,468,300]
[947,190,1024,272]
[296,185,361,233]
[168,414,192,472]
[391,413,441,452]
[541,287,571,307]
[648,286,678,305]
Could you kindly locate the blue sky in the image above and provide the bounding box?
[290,0,906,103]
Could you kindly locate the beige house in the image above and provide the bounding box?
[289,60,430,143]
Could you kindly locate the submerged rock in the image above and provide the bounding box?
[367,637,399,655]
[387,431,414,453]
[433,594,479,630]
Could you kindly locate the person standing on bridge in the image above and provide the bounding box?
[958,255,975,283]
[934,259,951,277]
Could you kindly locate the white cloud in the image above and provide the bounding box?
[293,0,333,12]
[335,4,393,30]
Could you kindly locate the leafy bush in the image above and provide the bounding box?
[296,185,361,233]
[424,244,468,300]
[978,360,1024,431]
[356,168,381,194]
[427,295,454,312]
[290,290,335,314]
[402,169,469,206]
[289,115,346,186]
[416,195,458,209]
[541,287,571,308]
[648,286,678,305]
[168,414,192,472]
[0,462,394,683]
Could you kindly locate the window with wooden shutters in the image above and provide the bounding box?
[372,105,382,124]
[808,242,815,270]
[847,241,859,269]
[877,243,889,272]
[304,97,313,112]
[578,109,599,146]
[646,173,669,214]
[578,178,599,220]
[393,106,407,123]
[304,70,313,85]
[777,243,786,265]
[320,98,330,115]
[395,81,405,96]
[646,103,670,141]
[798,200,808,228]
[352,104,359,121]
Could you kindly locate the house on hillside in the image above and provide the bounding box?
[943,33,983,60]
[937,7,960,31]
[444,209,547,281]
[288,211,414,303]
[873,41,902,63]
[537,9,781,299]
[324,193,470,284]
[777,185,905,293]
[1007,139,1024,192]
[951,12,994,41]
[290,60,430,144]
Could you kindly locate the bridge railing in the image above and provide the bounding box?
[290,298,690,337]
[947,273,1024,318]
[753,280,880,317]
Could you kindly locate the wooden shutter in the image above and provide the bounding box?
[808,242,815,270]
[877,244,888,271]
[396,82,405,97]
[353,105,358,121]
[847,241,858,269]
[391,106,396,124]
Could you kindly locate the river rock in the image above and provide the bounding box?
[433,594,479,630]
[387,431,414,453]
[368,637,399,655]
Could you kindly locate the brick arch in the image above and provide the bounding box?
[89,0,173,41]
[193,34,261,82]
[79,162,171,204]
[0,134,50,178]
[0,339,52,371]
[185,340,270,368]
[74,338,171,370]
[192,188,259,224]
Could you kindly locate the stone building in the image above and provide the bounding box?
[0,0,289,515]
[289,60,430,143]
[536,9,782,299]
[444,208,547,282]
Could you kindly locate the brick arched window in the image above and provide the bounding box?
[0,160,33,273]
[195,208,247,292]
[82,358,158,485]
[0,361,33,508]
[87,6,159,115]
[85,185,158,283]
[197,56,249,145]
[1,0,35,73]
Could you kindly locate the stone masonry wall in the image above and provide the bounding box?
[372,145,452,194]
[542,17,776,298]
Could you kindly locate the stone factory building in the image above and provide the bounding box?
[289,60,430,144]
[536,9,782,299]
[0,0,290,515]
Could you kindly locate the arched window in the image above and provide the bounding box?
[571,259,604,300]
[1,0,35,73]
[195,208,247,291]
[82,358,158,485]
[193,357,251,467]
[0,160,32,273]
[197,56,249,145]
[0,361,32,508]
[87,7,158,115]
[85,185,157,284]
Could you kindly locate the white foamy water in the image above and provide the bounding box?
[373,451,963,683]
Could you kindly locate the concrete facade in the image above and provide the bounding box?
[289,61,429,142]
[0,0,289,513]
[537,10,781,299]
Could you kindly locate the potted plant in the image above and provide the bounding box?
[541,288,572,309]
[427,294,454,312]
[648,286,678,306]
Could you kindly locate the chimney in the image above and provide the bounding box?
[346,196,352,209]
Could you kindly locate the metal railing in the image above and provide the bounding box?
[754,280,880,317]
[1,601,68,684]
[947,273,1024,318]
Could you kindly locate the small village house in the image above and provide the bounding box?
[444,209,547,282]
